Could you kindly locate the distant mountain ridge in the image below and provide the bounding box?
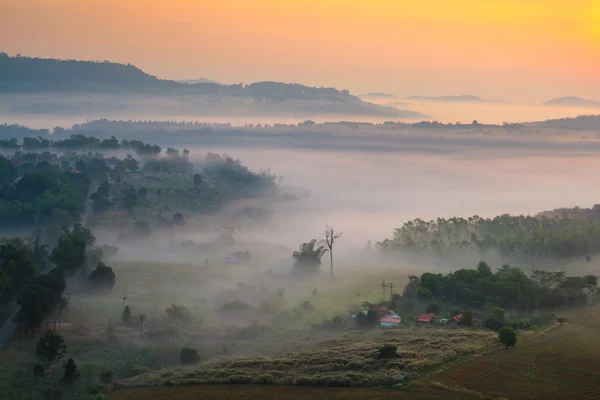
[0,53,413,117]
[407,94,506,103]
[359,92,396,99]
[179,78,223,85]
[543,96,600,108]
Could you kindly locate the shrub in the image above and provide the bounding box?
[100,370,114,384]
[300,301,315,311]
[43,388,61,400]
[33,363,45,378]
[179,347,200,365]
[498,326,517,348]
[557,317,568,324]
[220,299,251,313]
[88,262,116,292]
[252,374,275,384]
[228,375,254,384]
[61,358,80,384]
[166,304,192,322]
[377,343,398,359]
[121,306,132,322]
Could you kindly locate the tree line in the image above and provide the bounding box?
[1,225,116,333]
[376,214,600,260]
[396,261,597,313]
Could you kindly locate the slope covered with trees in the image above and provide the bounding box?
[376,214,600,261]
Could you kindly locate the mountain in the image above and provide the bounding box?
[359,92,396,99]
[179,78,223,85]
[0,53,406,117]
[532,115,600,130]
[407,94,506,103]
[543,96,600,108]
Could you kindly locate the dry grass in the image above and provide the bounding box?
[117,327,497,388]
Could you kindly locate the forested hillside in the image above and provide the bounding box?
[377,214,600,261]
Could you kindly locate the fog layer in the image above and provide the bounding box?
[182,145,600,254]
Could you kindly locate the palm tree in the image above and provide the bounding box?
[292,239,328,273]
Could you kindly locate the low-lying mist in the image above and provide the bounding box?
[181,145,600,256]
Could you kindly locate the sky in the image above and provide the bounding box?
[1,0,599,102]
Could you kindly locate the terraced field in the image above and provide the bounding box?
[430,306,600,400]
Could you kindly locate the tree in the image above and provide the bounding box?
[123,154,139,172]
[36,330,67,370]
[132,220,151,238]
[173,212,185,225]
[121,305,131,323]
[292,239,328,274]
[324,225,343,278]
[166,304,192,322]
[88,262,116,292]
[15,269,66,329]
[180,347,199,364]
[50,225,95,276]
[377,343,398,359]
[461,310,474,327]
[138,314,147,334]
[426,301,441,314]
[193,173,203,189]
[61,358,80,384]
[498,326,517,348]
[121,184,138,212]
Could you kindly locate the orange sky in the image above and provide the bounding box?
[1,0,599,102]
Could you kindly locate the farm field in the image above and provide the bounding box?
[109,306,600,400]
[427,305,600,400]
[110,384,491,400]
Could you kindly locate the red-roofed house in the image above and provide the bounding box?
[417,313,438,324]
[377,306,389,313]
[379,317,401,327]
[448,314,475,327]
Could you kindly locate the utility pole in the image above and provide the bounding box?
[388,282,395,301]
[381,279,387,301]
[122,294,128,308]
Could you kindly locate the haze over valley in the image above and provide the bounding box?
[2,2,600,399]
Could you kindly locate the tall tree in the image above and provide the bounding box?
[36,330,67,371]
[324,225,343,278]
[292,239,328,274]
[50,224,95,276]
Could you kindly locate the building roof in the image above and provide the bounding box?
[417,313,438,322]
[379,317,401,324]
[377,306,389,312]
[452,314,463,323]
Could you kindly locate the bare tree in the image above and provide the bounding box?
[325,225,343,278]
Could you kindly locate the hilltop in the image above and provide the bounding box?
[0,53,405,117]
[359,92,397,99]
[178,78,223,85]
[543,96,600,108]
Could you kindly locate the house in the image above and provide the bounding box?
[447,314,463,326]
[379,317,401,327]
[417,313,438,324]
[377,306,389,313]
[222,254,238,264]
[385,312,401,319]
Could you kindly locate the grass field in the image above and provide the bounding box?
[109,305,600,400]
